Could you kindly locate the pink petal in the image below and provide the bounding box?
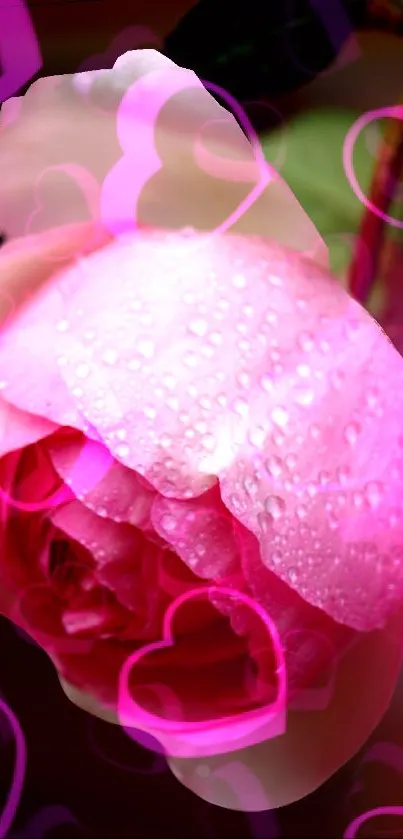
[0,261,90,430]
[49,500,140,567]
[1,229,403,631]
[0,397,57,456]
[150,484,239,579]
[46,432,156,528]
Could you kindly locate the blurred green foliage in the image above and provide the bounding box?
[261,108,403,279]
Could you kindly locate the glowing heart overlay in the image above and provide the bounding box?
[100,65,275,238]
[25,163,101,243]
[343,104,403,230]
[118,586,287,759]
[0,698,26,836]
[344,806,403,838]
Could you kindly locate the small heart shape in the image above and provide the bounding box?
[118,586,286,759]
[25,164,100,243]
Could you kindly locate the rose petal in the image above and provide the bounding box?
[1,229,403,631]
[0,223,112,432]
[0,397,57,456]
[48,500,140,567]
[47,432,157,528]
[150,484,240,579]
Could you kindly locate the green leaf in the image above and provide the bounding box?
[261,109,402,279]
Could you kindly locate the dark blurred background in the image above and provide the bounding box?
[2,1,403,836]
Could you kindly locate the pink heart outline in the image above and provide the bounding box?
[344,806,403,838]
[24,163,101,254]
[241,98,288,171]
[118,585,287,759]
[0,697,26,836]
[0,0,42,104]
[343,105,403,230]
[100,66,275,239]
[100,66,199,237]
[198,79,276,236]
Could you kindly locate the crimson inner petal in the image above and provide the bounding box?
[0,433,356,719]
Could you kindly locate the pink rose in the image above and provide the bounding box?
[1,50,403,812]
[1,222,403,810]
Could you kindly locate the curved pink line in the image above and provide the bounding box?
[344,806,403,838]
[343,105,403,230]
[200,80,275,235]
[25,163,101,249]
[100,67,202,237]
[0,698,26,838]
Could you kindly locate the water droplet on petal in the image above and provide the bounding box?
[285,453,297,470]
[353,490,364,509]
[137,339,154,359]
[288,567,298,583]
[265,455,283,479]
[243,476,259,496]
[264,495,286,520]
[336,466,351,487]
[297,363,310,378]
[102,348,118,365]
[261,374,274,393]
[115,443,130,458]
[232,273,247,289]
[127,358,141,371]
[294,386,314,406]
[271,406,289,428]
[76,363,90,379]
[366,387,379,409]
[189,318,208,337]
[318,471,331,486]
[56,319,69,332]
[344,421,361,446]
[161,514,176,532]
[248,426,266,450]
[364,480,383,509]
[298,331,314,352]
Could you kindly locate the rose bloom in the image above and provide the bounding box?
[1,50,403,812]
